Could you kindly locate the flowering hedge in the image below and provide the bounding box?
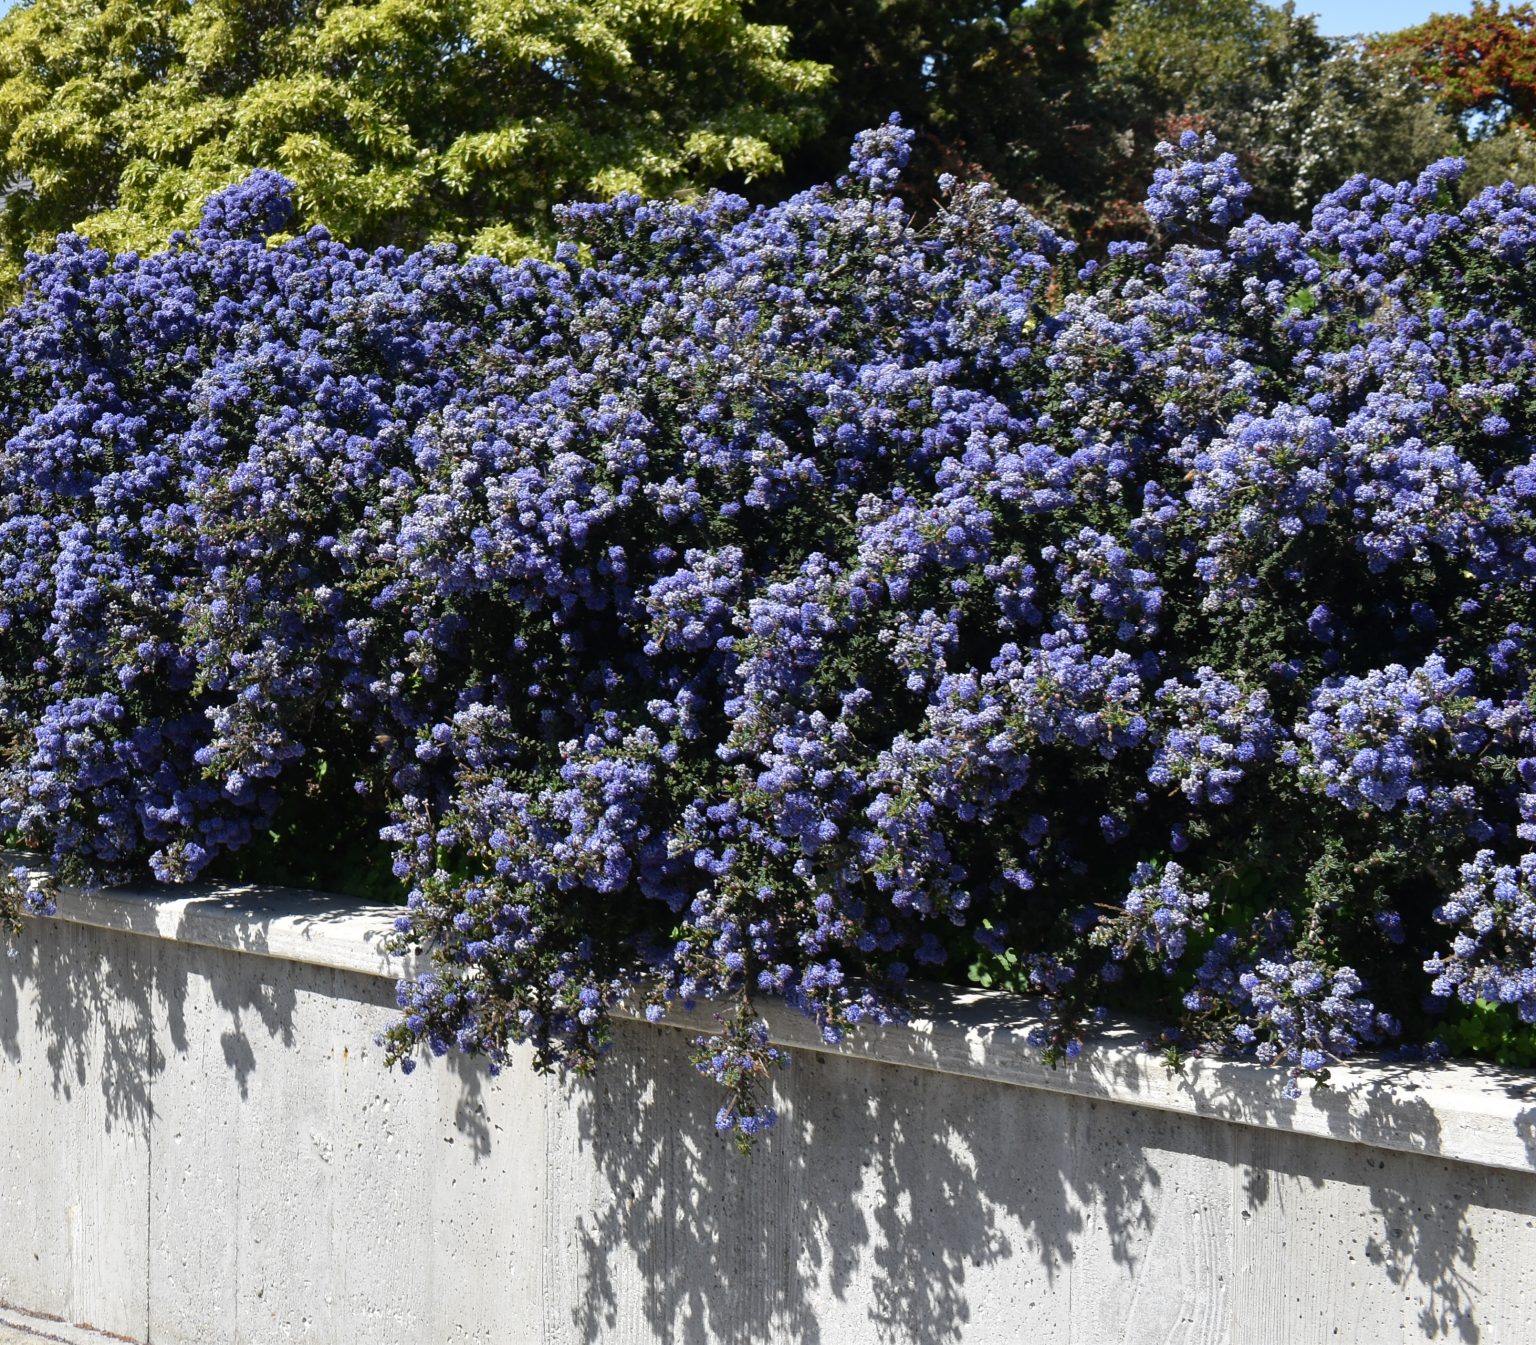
[4,124,1536,1139]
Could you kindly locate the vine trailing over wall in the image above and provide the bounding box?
[3,123,1536,1141]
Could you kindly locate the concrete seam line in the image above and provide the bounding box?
[16,866,1536,1177]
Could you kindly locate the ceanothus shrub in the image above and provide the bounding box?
[0,171,511,910]
[5,122,1536,1134]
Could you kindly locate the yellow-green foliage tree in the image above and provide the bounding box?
[0,0,830,289]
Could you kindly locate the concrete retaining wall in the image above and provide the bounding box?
[2,878,1535,1344]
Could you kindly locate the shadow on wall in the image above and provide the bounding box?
[570,1019,1536,1344]
[0,905,1534,1343]
[0,913,165,1139]
[0,879,406,1129]
[568,1025,1160,1344]
[0,898,304,1132]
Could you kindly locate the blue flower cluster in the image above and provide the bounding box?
[0,173,506,895]
[1145,132,1254,236]
[1427,853,1536,1023]
[1233,959,1396,1099]
[6,124,1536,1128]
[1293,658,1512,819]
[1092,861,1211,975]
[692,1013,791,1149]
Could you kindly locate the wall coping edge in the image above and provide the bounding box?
[24,871,1536,1177]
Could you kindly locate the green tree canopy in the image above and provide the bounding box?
[748,0,1474,240]
[745,0,1117,230]
[0,0,1527,286]
[0,0,831,289]
[1086,1,1466,229]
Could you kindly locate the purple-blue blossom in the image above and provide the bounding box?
[1,124,1535,1132]
[1426,853,1536,1022]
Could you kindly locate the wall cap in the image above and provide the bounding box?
[25,868,1536,1176]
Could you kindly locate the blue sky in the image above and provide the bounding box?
[1293,1,1474,36]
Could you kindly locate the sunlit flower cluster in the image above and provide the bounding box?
[5,123,1536,1130]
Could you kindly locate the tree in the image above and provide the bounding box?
[744,0,1118,231]
[0,0,1518,296]
[0,0,831,293]
[748,0,1430,237]
[1257,43,1462,212]
[1374,1,1536,128]
[1093,0,1319,113]
[1084,0,1327,229]
[1088,1,1468,232]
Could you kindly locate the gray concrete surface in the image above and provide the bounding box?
[1,880,1534,1343]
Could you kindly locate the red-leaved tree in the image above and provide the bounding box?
[1374,1,1536,126]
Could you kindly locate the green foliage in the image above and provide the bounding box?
[0,0,831,294]
[1435,1000,1536,1068]
[1094,0,1311,111]
[967,923,1021,991]
[747,0,1116,229]
[202,754,402,904]
[1465,122,1536,192]
[1088,2,1467,230]
[746,0,1495,241]
[1242,43,1464,211]
[0,0,1528,282]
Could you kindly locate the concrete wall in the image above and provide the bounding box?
[2,882,1535,1344]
